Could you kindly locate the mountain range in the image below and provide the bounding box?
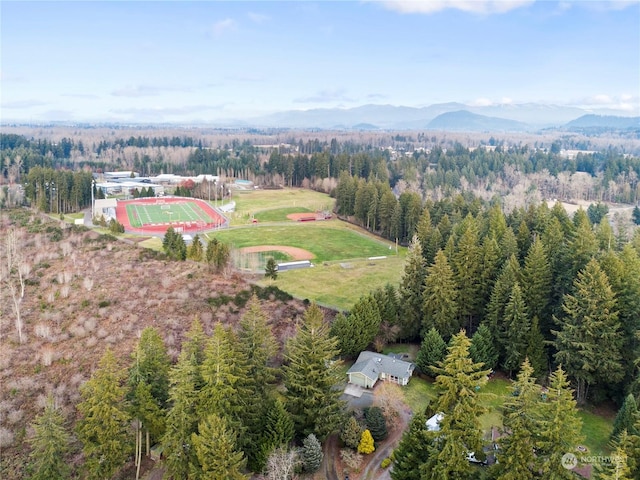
[235,103,639,132]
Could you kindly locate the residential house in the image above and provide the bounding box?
[346,351,415,388]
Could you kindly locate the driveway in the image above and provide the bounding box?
[341,384,374,410]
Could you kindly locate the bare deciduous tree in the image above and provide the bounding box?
[264,447,300,480]
[2,228,29,343]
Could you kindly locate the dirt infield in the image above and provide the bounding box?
[286,212,332,221]
[239,245,314,260]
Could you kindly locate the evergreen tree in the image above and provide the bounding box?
[129,326,171,408]
[452,215,483,331]
[331,295,381,358]
[542,216,573,318]
[340,415,362,450]
[416,327,447,376]
[569,211,598,276]
[162,226,187,261]
[494,359,541,480]
[554,259,624,403]
[28,397,71,480]
[503,283,531,377]
[423,331,491,480]
[130,381,164,469]
[162,349,200,479]
[128,327,170,463]
[526,316,548,378]
[301,434,323,473]
[191,413,248,480]
[236,296,278,471]
[398,235,426,340]
[364,406,387,441]
[480,235,502,317]
[284,303,344,440]
[422,250,459,339]
[187,233,203,261]
[486,255,522,363]
[358,429,375,455]
[612,394,640,441]
[265,257,278,280]
[469,324,498,371]
[516,220,532,261]
[76,348,132,480]
[536,366,583,478]
[601,246,640,385]
[263,398,295,447]
[633,206,640,226]
[198,324,246,430]
[391,412,433,480]
[595,431,636,480]
[522,237,552,336]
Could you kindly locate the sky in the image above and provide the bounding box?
[1,0,639,124]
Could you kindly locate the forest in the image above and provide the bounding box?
[1,128,640,479]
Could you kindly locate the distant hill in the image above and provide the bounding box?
[427,110,530,132]
[248,102,605,130]
[564,114,640,130]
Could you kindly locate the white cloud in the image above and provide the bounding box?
[570,94,640,114]
[247,12,270,23]
[111,85,192,97]
[378,0,534,15]
[470,97,494,106]
[294,89,353,104]
[111,105,224,116]
[210,18,237,36]
[501,97,514,104]
[1,99,47,109]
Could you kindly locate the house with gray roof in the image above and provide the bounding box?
[346,351,415,388]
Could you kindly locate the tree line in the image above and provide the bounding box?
[28,298,344,479]
[391,332,640,480]
[330,197,640,406]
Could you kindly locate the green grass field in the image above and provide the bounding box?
[126,200,212,227]
[253,207,314,222]
[229,188,335,226]
[209,223,395,263]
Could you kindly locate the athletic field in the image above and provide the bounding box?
[116,197,226,234]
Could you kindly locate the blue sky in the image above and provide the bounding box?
[1,1,638,123]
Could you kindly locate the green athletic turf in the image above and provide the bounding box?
[126,201,212,228]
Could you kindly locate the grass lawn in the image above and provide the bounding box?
[402,377,438,414]
[259,255,405,310]
[382,343,420,361]
[578,409,614,454]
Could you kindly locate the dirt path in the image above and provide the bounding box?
[239,245,315,260]
[359,409,411,480]
[322,434,340,480]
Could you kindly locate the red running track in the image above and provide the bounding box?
[116,197,226,234]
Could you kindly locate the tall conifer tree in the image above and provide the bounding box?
[284,303,344,440]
